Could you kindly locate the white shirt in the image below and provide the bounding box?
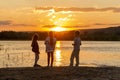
[73,37,81,50]
[45,36,56,53]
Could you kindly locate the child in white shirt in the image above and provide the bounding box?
[45,31,56,67]
[70,31,81,67]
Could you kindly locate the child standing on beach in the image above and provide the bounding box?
[45,31,56,67]
[31,33,40,67]
[70,31,81,67]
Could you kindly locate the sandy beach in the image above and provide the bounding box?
[0,66,120,80]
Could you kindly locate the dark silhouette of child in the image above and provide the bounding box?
[31,33,40,67]
[70,31,82,67]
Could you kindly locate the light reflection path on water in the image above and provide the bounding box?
[54,41,62,66]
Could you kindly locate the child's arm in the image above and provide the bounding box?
[72,38,77,46]
[44,38,48,45]
[44,37,49,45]
[80,40,82,45]
[31,41,34,47]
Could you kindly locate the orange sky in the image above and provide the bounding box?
[0,0,120,31]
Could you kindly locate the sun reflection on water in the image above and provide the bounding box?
[56,41,60,48]
[55,41,62,66]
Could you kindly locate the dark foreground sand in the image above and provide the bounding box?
[0,66,120,80]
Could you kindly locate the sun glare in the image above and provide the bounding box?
[50,26,66,32]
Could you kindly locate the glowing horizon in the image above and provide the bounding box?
[50,26,67,32]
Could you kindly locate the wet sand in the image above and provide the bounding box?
[0,66,120,80]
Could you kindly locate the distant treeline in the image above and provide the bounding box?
[0,31,74,40]
[0,26,120,41]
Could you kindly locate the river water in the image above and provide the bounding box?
[0,41,120,68]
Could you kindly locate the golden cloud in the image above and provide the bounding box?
[35,7,120,13]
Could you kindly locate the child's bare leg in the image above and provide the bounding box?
[34,53,39,65]
[47,53,50,66]
[51,52,54,67]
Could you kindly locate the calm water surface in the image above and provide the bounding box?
[0,41,120,68]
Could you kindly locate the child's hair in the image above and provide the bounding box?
[49,31,54,46]
[32,33,39,41]
[75,31,80,36]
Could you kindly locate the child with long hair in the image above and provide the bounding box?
[45,31,56,67]
[31,33,40,67]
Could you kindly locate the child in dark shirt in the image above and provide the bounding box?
[31,33,40,67]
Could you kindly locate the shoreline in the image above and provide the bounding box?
[0,66,120,80]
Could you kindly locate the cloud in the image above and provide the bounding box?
[42,25,56,28]
[12,24,36,27]
[35,7,120,13]
[94,23,120,26]
[42,25,90,28]
[0,20,12,26]
[0,20,36,27]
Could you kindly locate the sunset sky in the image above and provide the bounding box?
[0,0,120,31]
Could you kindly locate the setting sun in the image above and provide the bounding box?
[50,26,67,32]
